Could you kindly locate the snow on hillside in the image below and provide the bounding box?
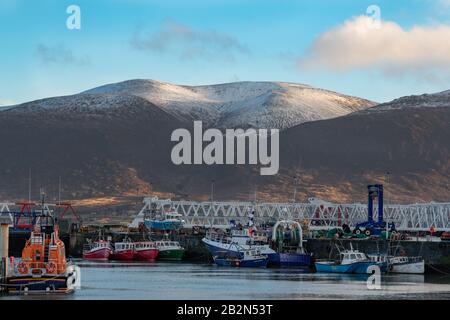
[1,94,156,115]
[83,80,375,129]
[365,89,450,113]
[2,79,375,130]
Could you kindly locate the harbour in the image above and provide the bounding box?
[1,184,449,298]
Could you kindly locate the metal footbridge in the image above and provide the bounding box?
[0,201,81,230]
[129,197,450,232]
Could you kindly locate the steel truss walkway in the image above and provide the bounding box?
[129,197,450,232]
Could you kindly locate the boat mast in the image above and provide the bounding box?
[58,176,62,205]
[28,167,31,203]
[385,172,390,269]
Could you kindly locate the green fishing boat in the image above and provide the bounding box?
[154,240,185,261]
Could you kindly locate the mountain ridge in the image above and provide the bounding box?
[1,79,376,131]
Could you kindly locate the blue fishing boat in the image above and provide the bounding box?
[144,210,185,231]
[213,248,269,268]
[269,220,312,267]
[315,244,387,274]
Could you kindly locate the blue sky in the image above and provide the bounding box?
[1,0,450,105]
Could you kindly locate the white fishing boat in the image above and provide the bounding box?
[202,228,276,260]
[368,254,425,274]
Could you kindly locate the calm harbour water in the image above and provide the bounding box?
[2,260,450,300]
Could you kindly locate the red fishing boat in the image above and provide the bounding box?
[110,241,135,261]
[83,240,112,260]
[134,241,159,261]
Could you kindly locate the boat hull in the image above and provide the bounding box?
[214,257,268,268]
[110,250,135,261]
[134,249,159,261]
[83,247,112,261]
[157,249,185,261]
[316,261,387,274]
[6,276,73,294]
[202,238,277,261]
[391,261,425,274]
[269,253,312,267]
[144,220,183,231]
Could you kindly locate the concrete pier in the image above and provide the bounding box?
[0,217,9,260]
[0,216,10,292]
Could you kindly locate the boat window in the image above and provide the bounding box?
[350,254,356,260]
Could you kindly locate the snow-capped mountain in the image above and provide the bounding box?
[0,84,448,203]
[363,89,450,113]
[1,79,375,130]
[83,79,376,129]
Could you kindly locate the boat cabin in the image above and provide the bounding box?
[135,242,157,250]
[241,249,263,259]
[115,242,135,251]
[340,250,369,264]
[154,241,181,248]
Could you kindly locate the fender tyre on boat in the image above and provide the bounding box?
[354,228,362,235]
[364,229,371,236]
[17,262,29,274]
[46,262,57,274]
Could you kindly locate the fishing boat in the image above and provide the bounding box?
[202,221,276,263]
[269,220,312,267]
[154,240,185,261]
[82,239,112,261]
[144,210,185,231]
[110,240,135,261]
[213,248,269,268]
[368,254,425,274]
[134,241,159,261]
[6,211,80,294]
[315,244,387,274]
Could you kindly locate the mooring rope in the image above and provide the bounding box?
[426,263,450,275]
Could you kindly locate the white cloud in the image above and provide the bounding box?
[298,16,450,80]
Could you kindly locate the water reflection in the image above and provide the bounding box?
[2,261,449,300]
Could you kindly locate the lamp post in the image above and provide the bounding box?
[210,180,215,202]
[293,175,299,203]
